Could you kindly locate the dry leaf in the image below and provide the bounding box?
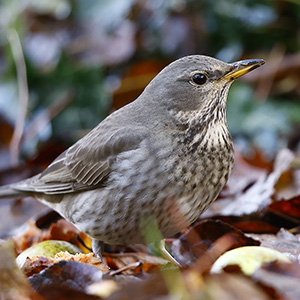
[0,239,43,300]
[205,149,295,217]
[248,228,300,261]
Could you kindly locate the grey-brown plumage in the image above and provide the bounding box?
[0,55,264,253]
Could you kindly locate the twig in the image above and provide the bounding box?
[23,90,74,143]
[7,29,29,166]
[192,233,237,274]
[109,261,142,276]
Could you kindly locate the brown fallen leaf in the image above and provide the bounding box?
[253,261,300,300]
[14,221,49,255]
[46,219,92,253]
[192,233,238,274]
[215,216,279,234]
[268,195,300,222]
[22,252,109,277]
[106,268,275,300]
[248,228,300,261]
[171,219,260,267]
[106,252,169,275]
[0,239,44,300]
[204,148,295,217]
[14,219,92,255]
[29,260,104,299]
[104,274,156,299]
[201,273,275,300]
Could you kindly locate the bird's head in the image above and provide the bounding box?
[143,55,264,117]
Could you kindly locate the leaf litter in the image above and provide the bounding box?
[1,143,300,299]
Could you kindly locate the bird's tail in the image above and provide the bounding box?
[0,184,24,199]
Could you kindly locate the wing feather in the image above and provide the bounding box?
[14,126,146,195]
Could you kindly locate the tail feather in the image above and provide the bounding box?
[0,185,25,199]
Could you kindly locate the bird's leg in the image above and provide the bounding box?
[92,239,105,260]
[151,240,182,268]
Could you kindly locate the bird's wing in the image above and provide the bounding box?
[14,127,146,195]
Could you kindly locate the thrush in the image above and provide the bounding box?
[0,55,264,255]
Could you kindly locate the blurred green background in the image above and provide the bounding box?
[0,0,300,168]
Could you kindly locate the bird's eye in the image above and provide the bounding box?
[192,73,207,85]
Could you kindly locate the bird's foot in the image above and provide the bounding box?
[151,240,182,268]
[92,239,107,262]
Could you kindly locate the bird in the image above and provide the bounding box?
[0,55,264,257]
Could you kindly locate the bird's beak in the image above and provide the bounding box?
[223,59,265,81]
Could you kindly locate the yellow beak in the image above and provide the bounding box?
[223,59,265,81]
